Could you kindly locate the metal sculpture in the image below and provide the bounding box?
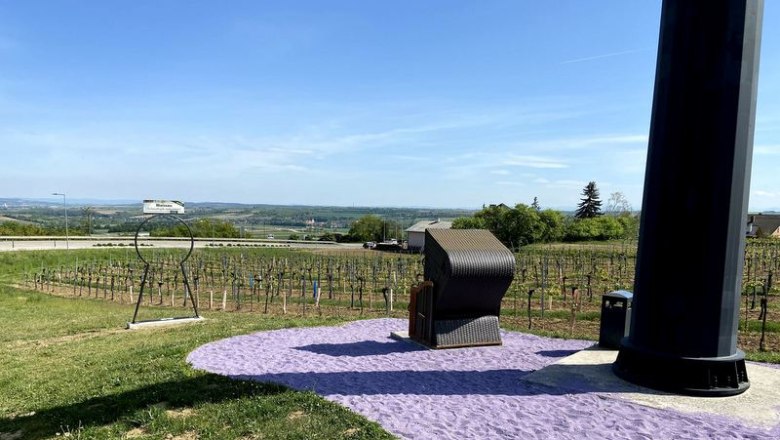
[128,212,202,329]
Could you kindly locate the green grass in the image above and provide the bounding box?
[3,246,779,439]
[0,248,137,285]
[0,247,310,279]
[744,319,780,334]
[523,240,638,255]
[743,351,780,364]
[0,286,394,439]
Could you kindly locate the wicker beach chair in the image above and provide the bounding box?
[409,229,515,348]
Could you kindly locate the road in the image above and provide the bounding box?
[0,237,365,252]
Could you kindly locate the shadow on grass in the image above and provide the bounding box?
[0,374,288,440]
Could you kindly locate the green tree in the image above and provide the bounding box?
[538,209,565,242]
[80,206,94,235]
[603,191,639,240]
[531,197,541,212]
[575,181,603,219]
[564,218,599,241]
[348,215,400,242]
[194,218,245,238]
[501,204,545,248]
[151,218,244,238]
[595,216,625,240]
[453,204,563,248]
[451,216,485,229]
[564,216,625,242]
[474,204,511,236]
[617,214,640,240]
[318,232,336,241]
[0,221,49,236]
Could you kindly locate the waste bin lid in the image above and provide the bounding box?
[604,290,633,300]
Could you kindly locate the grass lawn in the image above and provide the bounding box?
[0,286,395,440]
[1,247,777,439]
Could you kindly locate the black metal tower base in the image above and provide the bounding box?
[616,341,749,397]
[613,0,763,396]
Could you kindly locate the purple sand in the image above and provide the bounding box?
[187,319,779,439]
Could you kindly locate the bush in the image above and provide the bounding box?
[564,216,625,242]
[150,218,245,239]
[452,205,564,248]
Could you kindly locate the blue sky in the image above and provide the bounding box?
[1,1,779,210]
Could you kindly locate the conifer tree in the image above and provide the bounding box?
[575,181,603,219]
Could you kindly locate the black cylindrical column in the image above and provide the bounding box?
[613,0,763,396]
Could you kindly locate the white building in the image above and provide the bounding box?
[405,219,453,251]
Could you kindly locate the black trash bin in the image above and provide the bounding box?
[599,290,633,349]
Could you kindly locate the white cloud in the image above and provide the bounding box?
[262,121,484,159]
[435,132,646,182]
[596,135,648,144]
[548,180,587,189]
[515,134,647,152]
[756,113,780,130]
[503,155,568,169]
[561,48,651,65]
[611,149,648,175]
[747,190,780,211]
[438,152,566,178]
[388,154,430,162]
[754,145,780,155]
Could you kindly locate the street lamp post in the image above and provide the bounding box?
[52,192,69,250]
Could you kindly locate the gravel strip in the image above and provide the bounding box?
[187,318,780,439]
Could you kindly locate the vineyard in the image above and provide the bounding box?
[12,239,780,355]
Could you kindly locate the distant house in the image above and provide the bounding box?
[746,214,780,238]
[405,220,453,251]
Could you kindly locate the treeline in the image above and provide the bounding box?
[346,215,403,243]
[3,203,475,238]
[150,218,245,238]
[452,203,639,249]
[284,215,403,243]
[190,205,473,230]
[0,221,55,236]
[1,218,253,239]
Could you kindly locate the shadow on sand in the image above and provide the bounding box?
[296,340,425,357]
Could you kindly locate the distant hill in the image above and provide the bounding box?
[0,198,137,208]
[0,198,476,211]
[0,215,35,224]
[0,197,477,238]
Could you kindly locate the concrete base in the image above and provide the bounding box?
[127,316,204,330]
[390,331,429,349]
[523,345,780,430]
[389,330,409,341]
